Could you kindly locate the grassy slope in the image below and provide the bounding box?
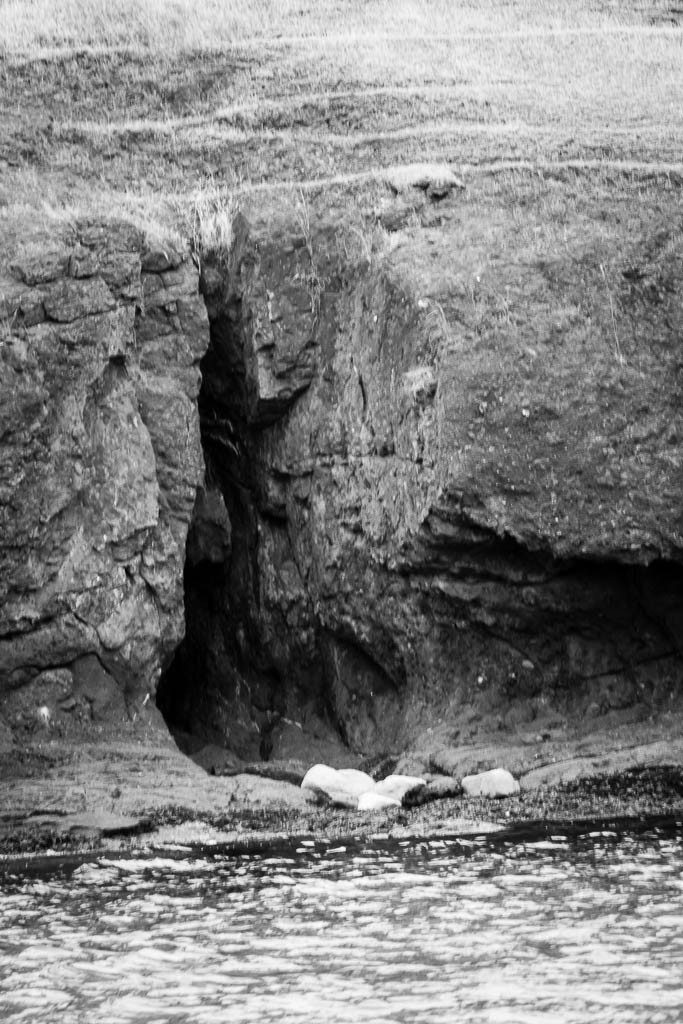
[0,0,682,240]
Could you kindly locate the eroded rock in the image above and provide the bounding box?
[169,200,682,765]
[0,220,209,737]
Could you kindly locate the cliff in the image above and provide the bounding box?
[0,220,209,741]
[1,184,682,773]
[158,186,683,768]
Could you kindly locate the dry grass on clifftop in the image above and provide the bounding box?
[1,0,682,242]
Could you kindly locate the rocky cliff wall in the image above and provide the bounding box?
[0,221,209,741]
[159,195,683,766]
[2,195,681,766]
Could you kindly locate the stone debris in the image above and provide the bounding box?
[300,762,518,810]
[461,768,521,799]
[301,764,424,811]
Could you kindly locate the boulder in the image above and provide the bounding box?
[372,774,425,804]
[337,768,376,796]
[385,163,465,197]
[403,775,464,807]
[301,763,371,807]
[357,791,401,812]
[461,768,520,799]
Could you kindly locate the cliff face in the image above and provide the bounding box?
[159,195,683,764]
[0,221,209,739]
[2,194,682,765]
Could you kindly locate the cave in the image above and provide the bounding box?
[156,212,683,768]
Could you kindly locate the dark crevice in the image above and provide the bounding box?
[157,269,313,759]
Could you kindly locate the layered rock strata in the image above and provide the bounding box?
[0,221,208,738]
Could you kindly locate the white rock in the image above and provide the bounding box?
[336,768,375,796]
[301,763,336,793]
[36,705,51,726]
[300,764,370,808]
[372,774,425,804]
[357,792,401,812]
[461,768,520,799]
[385,163,465,195]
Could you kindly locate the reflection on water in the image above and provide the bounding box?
[1,822,682,1023]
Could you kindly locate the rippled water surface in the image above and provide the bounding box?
[1,822,682,1023]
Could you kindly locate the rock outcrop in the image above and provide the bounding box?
[3,194,682,768]
[159,195,683,764]
[0,221,209,738]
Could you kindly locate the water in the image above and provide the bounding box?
[1,821,682,1024]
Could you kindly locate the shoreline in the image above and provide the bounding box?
[4,812,683,880]
[2,732,682,865]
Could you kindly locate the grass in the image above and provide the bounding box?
[0,0,303,54]
[2,0,669,56]
[190,181,239,264]
[0,1,681,250]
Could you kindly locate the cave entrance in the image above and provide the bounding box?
[154,266,342,768]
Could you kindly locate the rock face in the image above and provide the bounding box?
[159,196,683,764]
[0,221,209,737]
[5,198,680,767]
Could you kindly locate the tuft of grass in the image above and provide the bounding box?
[189,181,239,265]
